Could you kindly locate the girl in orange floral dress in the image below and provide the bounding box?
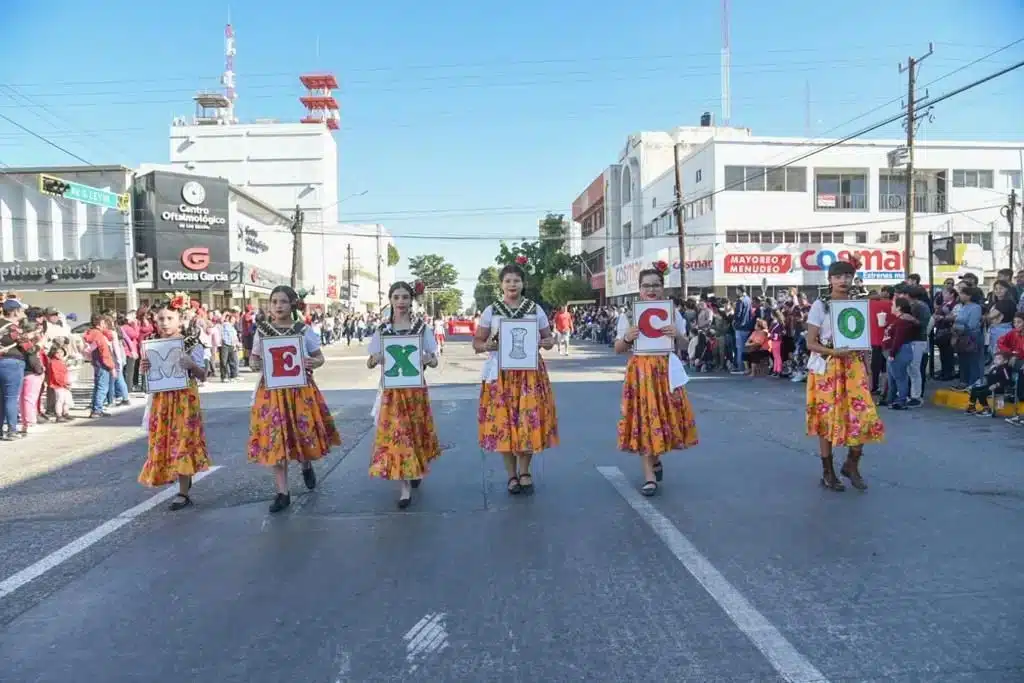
[138,294,212,511]
[805,258,885,491]
[615,263,698,496]
[366,281,441,509]
[248,285,341,513]
[473,260,558,495]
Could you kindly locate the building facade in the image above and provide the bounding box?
[571,172,607,300]
[318,223,396,312]
[168,121,339,304]
[0,165,134,322]
[602,127,1023,299]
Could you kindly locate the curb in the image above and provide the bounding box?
[931,387,1019,417]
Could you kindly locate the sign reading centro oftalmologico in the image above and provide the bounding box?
[138,173,232,290]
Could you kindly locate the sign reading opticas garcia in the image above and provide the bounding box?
[135,172,231,289]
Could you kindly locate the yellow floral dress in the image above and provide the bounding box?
[139,335,212,487]
[615,311,698,455]
[247,321,341,466]
[805,298,886,446]
[368,321,442,480]
[477,299,559,453]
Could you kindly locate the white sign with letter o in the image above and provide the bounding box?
[829,299,871,350]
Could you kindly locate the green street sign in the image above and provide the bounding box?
[39,174,129,212]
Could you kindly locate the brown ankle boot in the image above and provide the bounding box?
[840,451,867,490]
[820,455,845,491]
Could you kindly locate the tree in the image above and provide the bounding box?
[408,253,458,289]
[541,275,593,307]
[473,266,501,312]
[408,253,461,317]
[386,243,400,267]
[494,213,580,307]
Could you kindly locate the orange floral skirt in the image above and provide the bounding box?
[478,361,559,453]
[139,384,211,487]
[617,355,698,456]
[247,381,341,466]
[369,388,441,480]
[806,354,885,446]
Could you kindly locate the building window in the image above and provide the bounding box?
[724,166,806,192]
[954,231,991,251]
[815,173,867,210]
[724,230,847,244]
[622,221,632,258]
[652,196,657,209]
[952,169,994,189]
[695,169,702,183]
[621,167,633,203]
[1002,170,1021,190]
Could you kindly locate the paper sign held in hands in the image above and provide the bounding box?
[498,318,539,371]
[632,300,675,355]
[830,299,872,350]
[382,334,425,389]
[261,335,309,389]
[143,337,189,393]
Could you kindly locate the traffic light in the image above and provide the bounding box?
[134,253,152,281]
[39,174,71,196]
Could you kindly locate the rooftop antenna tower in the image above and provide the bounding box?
[222,22,237,124]
[299,73,340,131]
[191,23,234,125]
[721,0,731,125]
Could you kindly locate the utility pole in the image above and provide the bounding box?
[346,243,354,310]
[1003,189,1021,271]
[289,204,303,289]
[376,223,384,308]
[898,44,933,276]
[122,170,138,310]
[672,142,688,297]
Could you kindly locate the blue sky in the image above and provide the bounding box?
[2,0,1022,305]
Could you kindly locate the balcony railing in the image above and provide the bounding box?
[878,192,946,213]
[815,193,867,211]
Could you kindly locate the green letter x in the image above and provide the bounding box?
[384,344,419,377]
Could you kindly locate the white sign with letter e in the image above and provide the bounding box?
[830,299,871,350]
[381,334,425,389]
[261,335,309,389]
[632,300,675,355]
[143,337,189,393]
[497,318,539,371]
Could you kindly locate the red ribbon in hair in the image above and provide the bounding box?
[515,255,528,266]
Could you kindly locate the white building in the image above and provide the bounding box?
[316,223,396,312]
[0,165,134,322]
[603,124,1023,298]
[168,120,339,303]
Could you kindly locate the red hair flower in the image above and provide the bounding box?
[167,291,189,311]
[515,255,528,266]
[844,255,863,271]
[296,300,307,312]
[414,280,426,295]
[654,260,669,274]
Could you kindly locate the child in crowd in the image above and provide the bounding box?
[965,352,1014,417]
[46,344,73,421]
[882,298,918,410]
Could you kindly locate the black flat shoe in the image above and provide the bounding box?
[518,473,534,495]
[302,465,317,490]
[507,476,521,495]
[640,481,658,497]
[410,479,421,489]
[168,493,192,511]
[269,492,291,513]
[397,495,411,509]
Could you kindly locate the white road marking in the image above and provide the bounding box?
[0,466,223,600]
[597,466,830,683]
[332,649,351,682]
[403,612,449,672]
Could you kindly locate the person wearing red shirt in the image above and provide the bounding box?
[882,298,918,409]
[46,344,73,421]
[868,287,894,394]
[82,315,115,418]
[552,306,573,356]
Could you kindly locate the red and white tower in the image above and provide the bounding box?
[299,74,340,131]
[222,23,237,124]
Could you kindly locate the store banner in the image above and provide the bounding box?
[134,171,231,291]
[716,244,911,286]
[608,244,714,296]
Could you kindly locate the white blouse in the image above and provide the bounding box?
[478,303,551,382]
[616,310,690,391]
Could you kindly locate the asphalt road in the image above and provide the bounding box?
[0,338,1021,682]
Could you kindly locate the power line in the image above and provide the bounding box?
[2,57,1011,109]
[2,43,982,89]
[0,111,92,166]
[1,202,1006,240]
